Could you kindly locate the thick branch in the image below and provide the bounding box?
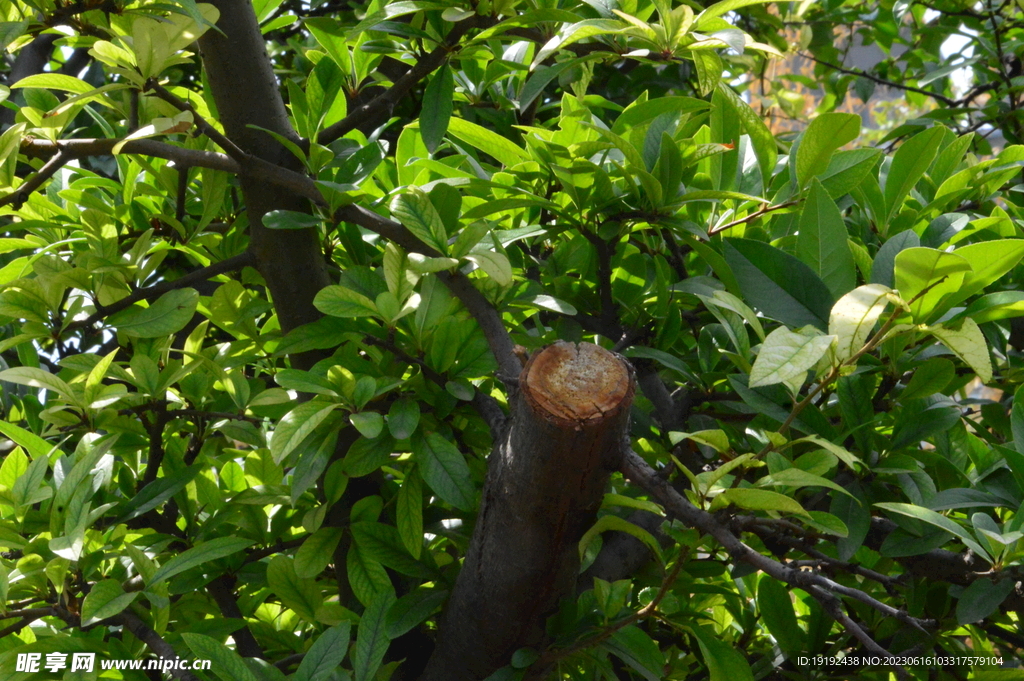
[207,575,265,658]
[422,343,636,680]
[200,0,331,368]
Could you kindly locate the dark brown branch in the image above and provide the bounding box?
[0,146,73,209]
[145,79,249,162]
[21,138,322,204]
[620,449,932,667]
[800,52,958,107]
[141,404,169,487]
[317,16,486,145]
[207,575,265,658]
[175,163,190,223]
[0,607,54,622]
[0,616,40,639]
[118,611,202,681]
[422,343,636,681]
[64,251,255,332]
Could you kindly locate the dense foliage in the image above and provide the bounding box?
[1,0,1024,680]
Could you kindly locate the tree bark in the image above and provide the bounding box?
[421,342,636,681]
[198,0,330,369]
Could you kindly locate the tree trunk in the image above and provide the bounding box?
[421,342,636,681]
[198,0,330,369]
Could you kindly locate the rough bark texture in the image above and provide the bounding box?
[198,0,330,368]
[421,342,636,681]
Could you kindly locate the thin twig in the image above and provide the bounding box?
[0,145,73,209]
[707,199,801,236]
[800,52,958,107]
[317,16,486,145]
[64,251,255,332]
[145,79,249,161]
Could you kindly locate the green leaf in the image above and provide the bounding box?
[689,625,754,681]
[264,209,322,230]
[12,73,96,93]
[804,510,849,537]
[107,288,199,338]
[354,588,396,681]
[119,465,201,521]
[756,576,803,657]
[271,401,340,463]
[448,117,530,168]
[295,527,344,579]
[724,238,834,330]
[749,326,834,388]
[601,625,666,681]
[81,579,139,626]
[612,96,710,134]
[715,83,776,189]
[696,0,776,27]
[0,420,56,460]
[413,432,475,511]
[421,64,454,153]
[314,285,378,318]
[759,467,855,500]
[717,488,810,517]
[956,577,1015,625]
[828,284,892,362]
[390,188,449,254]
[149,537,254,586]
[397,471,423,559]
[182,633,259,681]
[387,399,421,440]
[893,247,971,321]
[874,502,992,561]
[530,19,620,67]
[901,358,954,401]
[939,239,1024,314]
[386,587,448,639]
[465,251,512,286]
[579,515,663,564]
[795,113,860,186]
[267,555,323,620]
[961,291,1024,323]
[350,411,385,439]
[294,623,351,681]
[818,148,883,199]
[690,48,722,96]
[10,453,49,509]
[0,367,78,405]
[925,318,992,383]
[796,179,856,298]
[883,126,945,223]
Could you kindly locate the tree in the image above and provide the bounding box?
[1,1,1023,680]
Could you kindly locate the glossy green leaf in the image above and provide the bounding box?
[796,179,856,298]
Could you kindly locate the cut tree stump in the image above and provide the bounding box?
[420,341,636,681]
